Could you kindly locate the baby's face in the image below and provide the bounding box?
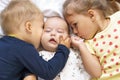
[41,17,69,52]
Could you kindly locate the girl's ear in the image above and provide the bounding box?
[25,21,32,33]
[87,9,95,22]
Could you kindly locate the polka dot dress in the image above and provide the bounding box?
[85,11,120,80]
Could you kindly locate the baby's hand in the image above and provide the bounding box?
[71,35,84,49]
[59,36,71,49]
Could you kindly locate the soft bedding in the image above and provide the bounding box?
[0,0,66,37]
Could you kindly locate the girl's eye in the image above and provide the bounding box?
[73,23,77,27]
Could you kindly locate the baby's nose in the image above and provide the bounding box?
[51,31,56,36]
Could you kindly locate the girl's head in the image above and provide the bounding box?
[63,0,119,18]
[63,0,119,39]
[41,17,69,52]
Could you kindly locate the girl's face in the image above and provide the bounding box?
[41,18,69,52]
[65,11,99,40]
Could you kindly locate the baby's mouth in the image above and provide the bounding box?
[49,38,57,44]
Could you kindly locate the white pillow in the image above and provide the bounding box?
[0,0,66,36]
[31,0,66,18]
[0,0,11,36]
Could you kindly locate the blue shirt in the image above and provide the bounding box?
[0,36,70,80]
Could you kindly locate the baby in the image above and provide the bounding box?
[38,16,91,80]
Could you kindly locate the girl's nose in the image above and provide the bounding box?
[73,28,78,34]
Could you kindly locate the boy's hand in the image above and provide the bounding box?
[23,74,37,80]
[59,36,71,48]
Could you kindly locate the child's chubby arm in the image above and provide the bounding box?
[23,74,37,80]
[71,35,102,78]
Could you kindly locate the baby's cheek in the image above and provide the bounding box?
[63,33,69,39]
[56,35,60,42]
[56,35,62,43]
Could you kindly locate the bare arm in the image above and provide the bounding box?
[71,36,102,78]
[78,43,101,78]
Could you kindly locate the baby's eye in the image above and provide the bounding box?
[44,28,51,32]
[57,30,64,33]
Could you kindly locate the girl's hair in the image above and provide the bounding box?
[63,0,120,17]
[0,0,43,35]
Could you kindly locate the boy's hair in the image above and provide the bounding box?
[63,0,120,17]
[0,0,43,35]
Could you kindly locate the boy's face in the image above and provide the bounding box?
[41,17,69,52]
[31,16,44,49]
[65,10,99,40]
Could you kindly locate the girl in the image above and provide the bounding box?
[63,0,120,80]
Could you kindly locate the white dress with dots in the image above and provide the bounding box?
[38,48,91,80]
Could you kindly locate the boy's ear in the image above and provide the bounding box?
[87,9,95,22]
[25,21,32,33]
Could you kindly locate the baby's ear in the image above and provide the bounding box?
[25,21,32,33]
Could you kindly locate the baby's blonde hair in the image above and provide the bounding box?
[63,0,120,17]
[0,0,43,35]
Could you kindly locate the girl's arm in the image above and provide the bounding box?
[78,44,101,78]
[71,36,102,78]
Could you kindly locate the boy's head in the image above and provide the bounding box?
[0,0,44,49]
[41,17,69,52]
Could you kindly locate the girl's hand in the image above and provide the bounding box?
[59,36,71,49]
[71,35,84,49]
